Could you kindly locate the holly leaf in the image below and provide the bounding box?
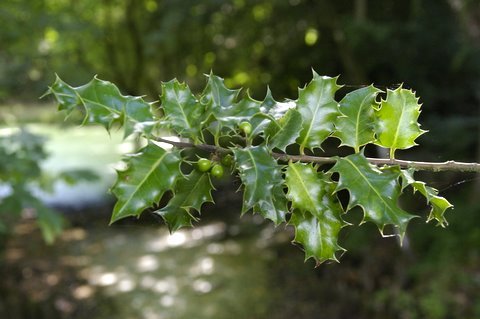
[375,86,427,158]
[248,88,279,137]
[200,73,241,133]
[296,71,341,152]
[233,146,288,225]
[110,143,182,223]
[155,170,214,232]
[201,73,240,109]
[265,109,303,151]
[200,74,265,137]
[259,87,277,113]
[250,89,301,141]
[285,162,346,263]
[333,85,382,152]
[330,153,416,239]
[46,75,156,138]
[221,94,262,131]
[400,169,453,227]
[161,79,207,141]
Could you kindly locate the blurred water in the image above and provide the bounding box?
[3,217,289,319]
[0,123,288,318]
[2,124,131,208]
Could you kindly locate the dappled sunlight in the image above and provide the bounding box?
[72,284,95,300]
[166,231,186,247]
[61,228,87,241]
[189,257,215,276]
[116,278,136,293]
[96,272,118,287]
[191,279,213,294]
[2,217,284,318]
[144,222,227,253]
[136,254,160,272]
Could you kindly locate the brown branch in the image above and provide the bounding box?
[155,137,480,173]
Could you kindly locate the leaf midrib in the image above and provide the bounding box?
[288,165,323,256]
[179,173,212,210]
[172,86,193,130]
[344,157,397,222]
[391,92,406,152]
[299,82,326,149]
[245,149,259,205]
[117,150,169,217]
[289,164,318,214]
[354,91,374,151]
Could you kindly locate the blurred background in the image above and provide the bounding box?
[1,0,480,318]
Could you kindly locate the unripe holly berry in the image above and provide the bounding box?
[197,158,212,172]
[221,154,233,166]
[210,164,224,178]
[239,121,252,135]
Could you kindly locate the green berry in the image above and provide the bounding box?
[221,154,233,166]
[239,121,252,135]
[197,158,212,172]
[210,164,224,178]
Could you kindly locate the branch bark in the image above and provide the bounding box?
[155,137,480,173]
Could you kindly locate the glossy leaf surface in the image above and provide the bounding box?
[333,85,382,152]
[200,73,260,133]
[285,162,345,263]
[161,79,206,141]
[111,143,182,223]
[47,75,155,138]
[234,146,288,225]
[265,109,303,151]
[330,153,415,238]
[296,72,341,152]
[155,170,214,232]
[400,169,453,227]
[375,87,426,158]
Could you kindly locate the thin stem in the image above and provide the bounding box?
[154,137,480,173]
[389,148,395,160]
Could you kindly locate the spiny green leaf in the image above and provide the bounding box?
[285,162,345,263]
[330,153,415,239]
[265,109,303,151]
[333,85,382,152]
[400,169,453,227]
[233,145,288,225]
[160,79,207,141]
[110,143,182,223]
[200,73,262,134]
[250,90,297,139]
[155,170,215,232]
[375,86,427,158]
[222,94,262,131]
[296,71,341,152]
[248,88,279,137]
[201,73,240,109]
[259,87,277,112]
[46,75,156,138]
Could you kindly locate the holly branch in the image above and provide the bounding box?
[45,71,461,264]
[155,137,480,172]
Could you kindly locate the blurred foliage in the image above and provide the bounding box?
[1,0,479,108]
[0,128,100,245]
[0,128,64,244]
